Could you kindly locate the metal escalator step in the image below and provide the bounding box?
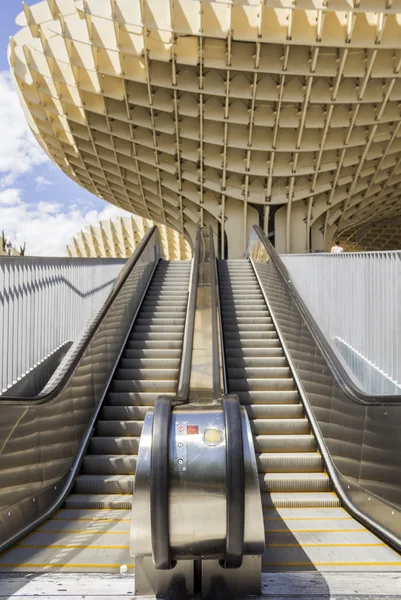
[259,472,331,493]
[128,332,183,341]
[224,311,270,319]
[105,392,159,406]
[119,358,180,369]
[245,404,304,419]
[225,339,281,349]
[147,285,189,292]
[257,452,323,473]
[220,288,261,299]
[125,340,182,350]
[131,325,185,334]
[227,367,291,379]
[109,379,177,393]
[223,323,275,332]
[135,317,185,326]
[227,357,287,368]
[83,455,137,475]
[122,349,181,360]
[99,406,150,421]
[141,300,188,307]
[223,316,273,325]
[96,420,144,436]
[138,312,185,320]
[252,418,310,435]
[220,293,263,299]
[89,437,140,455]
[228,378,295,391]
[261,492,341,509]
[222,303,267,310]
[224,329,278,339]
[74,474,135,494]
[236,390,300,404]
[64,494,132,509]
[151,274,190,280]
[140,303,187,310]
[146,291,188,298]
[225,346,283,357]
[254,435,316,453]
[114,368,179,381]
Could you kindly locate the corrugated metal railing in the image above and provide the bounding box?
[281,251,401,395]
[0,257,125,393]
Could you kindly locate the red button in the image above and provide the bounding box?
[177,425,184,433]
[187,425,199,435]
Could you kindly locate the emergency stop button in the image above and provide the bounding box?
[204,428,223,445]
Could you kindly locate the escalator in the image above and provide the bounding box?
[1,223,401,597]
[218,258,401,572]
[0,259,191,573]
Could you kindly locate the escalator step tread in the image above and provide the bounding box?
[64,494,133,509]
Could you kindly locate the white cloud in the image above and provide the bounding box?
[0,72,48,187]
[35,175,53,191]
[0,188,131,256]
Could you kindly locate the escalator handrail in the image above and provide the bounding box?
[209,225,223,399]
[150,395,173,569]
[1,226,160,405]
[247,225,401,406]
[215,258,228,396]
[222,394,245,568]
[175,226,201,401]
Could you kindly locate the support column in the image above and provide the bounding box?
[274,203,308,254]
[224,199,259,258]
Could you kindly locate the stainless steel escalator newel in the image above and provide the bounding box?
[130,397,265,597]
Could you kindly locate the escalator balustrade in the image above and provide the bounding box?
[0,260,191,573]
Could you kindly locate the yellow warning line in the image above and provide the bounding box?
[37,530,129,535]
[263,562,401,567]
[267,543,386,547]
[0,563,135,569]
[57,508,130,511]
[264,517,352,521]
[263,504,344,510]
[265,529,364,533]
[18,545,130,550]
[51,518,131,522]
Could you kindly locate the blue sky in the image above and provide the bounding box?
[0,1,131,256]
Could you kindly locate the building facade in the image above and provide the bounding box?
[9,0,401,255]
[66,215,191,259]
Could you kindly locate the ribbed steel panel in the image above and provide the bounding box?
[281,252,401,395]
[0,257,125,393]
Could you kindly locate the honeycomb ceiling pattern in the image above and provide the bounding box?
[66,215,191,258]
[340,215,401,250]
[9,0,401,253]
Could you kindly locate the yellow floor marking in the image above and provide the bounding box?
[37,530,129,535]
[265,529,364,533]
[0,563,135,568]
[51,518,131,522]
[18,544,130,550]
[263,506,347,511]
[263,562,401,567]
[267,543,386,547]
[264,517,352,521]
[59,508,130,510]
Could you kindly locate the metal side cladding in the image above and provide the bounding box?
[217,257,401,572]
